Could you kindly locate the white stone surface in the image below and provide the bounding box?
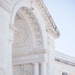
[54,51,75,75]
[0,0,75,75]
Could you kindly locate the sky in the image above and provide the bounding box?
[44,0,75,57]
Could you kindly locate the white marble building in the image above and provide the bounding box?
[0,0,75,75]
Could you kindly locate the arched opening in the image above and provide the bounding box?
[12,7,42,75]
[12,8,32,56]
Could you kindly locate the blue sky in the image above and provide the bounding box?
[44,0,75,57]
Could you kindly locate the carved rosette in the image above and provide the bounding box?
[13,15,29,48]
[17,71,30,75]
[19,8,42,47]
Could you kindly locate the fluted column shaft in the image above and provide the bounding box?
[34,63,39,75]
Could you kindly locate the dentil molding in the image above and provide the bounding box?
[35,0,60,39]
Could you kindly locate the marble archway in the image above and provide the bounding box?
[12,7,43,75]
[12,7,43,49]
[9,1,48,75]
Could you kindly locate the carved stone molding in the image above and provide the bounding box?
[13,48,48,57]
[9,24,18,32]
[55,51,75,67]
[0,0,11,13]
[18,7,42,47]
[13,49,48,65]
[13,15,30,48]
[35,0,60,39]
[9,24,18,43]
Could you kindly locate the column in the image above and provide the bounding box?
[40,62,47,75]
[34,63,39,75]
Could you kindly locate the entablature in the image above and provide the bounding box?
[35,0,60,39]
[13,49,48,65]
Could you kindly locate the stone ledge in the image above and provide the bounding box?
[13,52,48,65]
[54,51,75,66]
[13,49,49,57]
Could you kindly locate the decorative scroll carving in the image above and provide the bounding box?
[18,7,42,46]
[13,15,29,47]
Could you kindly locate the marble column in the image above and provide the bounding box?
[40,62,47,75]
[34,63,39,75]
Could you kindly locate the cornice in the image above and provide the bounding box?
[35,0,60,39]
[55,58,75,67]
[55,51,75,67]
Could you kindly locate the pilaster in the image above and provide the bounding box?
[47,33,55,75]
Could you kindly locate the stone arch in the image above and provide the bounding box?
[10,0,43,48]
[15,69,32,75]
[13,64,33,75]
[18,7,42,47]
[10,0,30,25]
